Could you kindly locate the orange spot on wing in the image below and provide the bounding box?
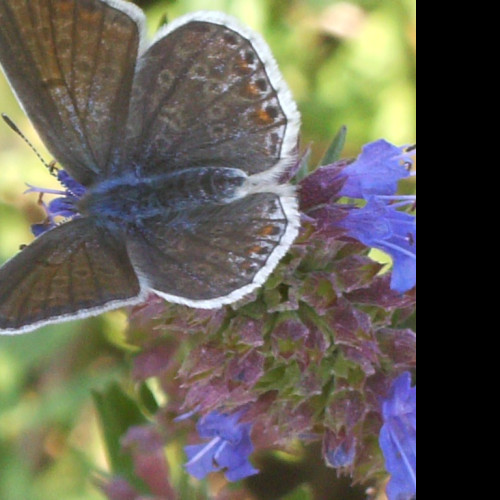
[241,261,253,271]
[235,56,252,75]
[244,82,261,97]
[248,245,265,255]
[255,108,274,125]
[260,225,277,237]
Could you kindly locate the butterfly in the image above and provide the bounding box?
[0,0,300,335]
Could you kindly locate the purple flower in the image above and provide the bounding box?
[26,169,85,236]
[379,372,416,500]
[339,140,413,199]
[339,198,416,293]
[299,139,416,292]
[299,161,347,211]
[56,169,86,198]
[324,430,357,469]
[327,439,356,468]
[185,410,259,482]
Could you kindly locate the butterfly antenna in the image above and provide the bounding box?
[2,113,58,176]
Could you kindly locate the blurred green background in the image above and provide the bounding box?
[0,0,416,499]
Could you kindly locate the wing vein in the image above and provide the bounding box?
[134,224,226,292]
[83,240,103,303]
[139,30,222,150]
[81,2,106,166]
[156,73,269,160]
[70,0,78,91]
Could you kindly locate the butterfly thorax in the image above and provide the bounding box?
[78,167,247,223]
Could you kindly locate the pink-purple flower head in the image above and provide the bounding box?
[185,410,259,482]
[379,372,416,500]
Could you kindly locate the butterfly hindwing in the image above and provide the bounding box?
[126,191,298,307]
[0,218,142,334]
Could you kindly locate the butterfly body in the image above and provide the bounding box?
[80,167,248,221]
[0,1,300,334]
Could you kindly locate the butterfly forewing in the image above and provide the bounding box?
[0,218,142,334]
[0,0,143,185]
[124,14,300,178]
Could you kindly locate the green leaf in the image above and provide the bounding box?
[138,382,159,415]
[256,363,303,394]
[319,126,347,166]
[255,365,287,390]
[292,146,312,183]
[92,383,147,483]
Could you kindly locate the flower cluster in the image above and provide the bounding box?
[34,138,416,499]
[301,139,416,293]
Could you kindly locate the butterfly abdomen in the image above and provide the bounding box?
[79,167,247,222]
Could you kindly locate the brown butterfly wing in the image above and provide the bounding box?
[0,218,142,334]
[0,0,143,184]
